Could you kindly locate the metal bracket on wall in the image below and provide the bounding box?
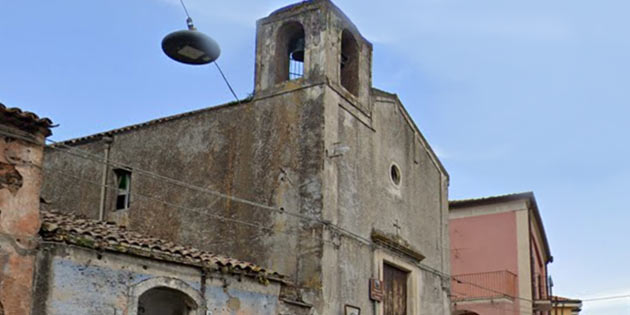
[326,142,350,158]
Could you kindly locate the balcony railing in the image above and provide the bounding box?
[451,270,518,301]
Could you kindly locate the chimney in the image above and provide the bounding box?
[0,104,52,315]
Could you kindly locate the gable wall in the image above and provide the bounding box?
[42,85,327,286]
[320,88,450,315]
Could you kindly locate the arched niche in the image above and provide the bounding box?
[274,21,306,84]
[127,277,205,315]
[340,29,359,96]
[138,287,197,315]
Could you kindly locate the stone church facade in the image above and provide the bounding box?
[41,1,451,314]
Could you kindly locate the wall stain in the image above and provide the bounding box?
[0,162,22,195]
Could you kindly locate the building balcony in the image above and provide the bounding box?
[451,270,518,302]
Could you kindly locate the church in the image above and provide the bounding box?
[1,1,452,314]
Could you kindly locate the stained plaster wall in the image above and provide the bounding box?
[32,244,281,315]
[0,123,48,315]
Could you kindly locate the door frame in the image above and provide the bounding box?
[374,249,421,315]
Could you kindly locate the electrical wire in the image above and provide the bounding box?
[214,61,241,103]
[42,165,318,243]
[582,294,630,302]
[1,127,569,304]
[174,0,242,103]
[179,0,191,19]
[41,134,453,279]
[44,160,453,284]
[43,136,375,248]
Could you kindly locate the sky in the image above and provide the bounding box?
[1,0,629,313]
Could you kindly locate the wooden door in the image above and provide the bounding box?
[383,263,408,315]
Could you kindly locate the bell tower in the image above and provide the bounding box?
[253,0,373,113]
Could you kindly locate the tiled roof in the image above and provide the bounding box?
[0,103,53,136]
[40,210,281,281]
[51,98,249,146]
[449,192,534,207]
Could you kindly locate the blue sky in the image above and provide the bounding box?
[2,0,629,313]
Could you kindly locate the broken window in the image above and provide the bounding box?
[114,169,131,210]
[137,287,197,315]
[275,22,305,83]
[340,29,359,96]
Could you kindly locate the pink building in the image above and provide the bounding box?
[449,192,553,315]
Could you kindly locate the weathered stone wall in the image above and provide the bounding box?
[32,244,282,315]
[42,84,327,289]
[320,87,450,314]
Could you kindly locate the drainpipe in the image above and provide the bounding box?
[98,136,113,221]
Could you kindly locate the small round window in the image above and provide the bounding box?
[390,164,401,186]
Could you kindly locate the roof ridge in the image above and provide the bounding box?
[50,98,251,146]
[0,103,54,136]
[39,209,281,281]
[450,191,534,204]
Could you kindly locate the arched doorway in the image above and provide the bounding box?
[137,287,197,315]
[128,277,205,315]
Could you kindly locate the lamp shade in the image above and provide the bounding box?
[162,29,221,65]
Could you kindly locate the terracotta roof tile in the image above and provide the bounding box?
[0,103,53,136]
[40,210,281,281]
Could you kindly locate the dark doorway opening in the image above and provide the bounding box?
[137,287,197,315]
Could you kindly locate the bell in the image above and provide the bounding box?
[162,18,221,65]
[340,53,349,69]
[289,37,305,62]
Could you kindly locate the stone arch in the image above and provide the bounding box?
[340,29,359,96]
[274,21,306,83]
[127,277,205,315]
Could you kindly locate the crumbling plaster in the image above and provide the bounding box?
[0,124,47,315]
[33,244,281,315]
